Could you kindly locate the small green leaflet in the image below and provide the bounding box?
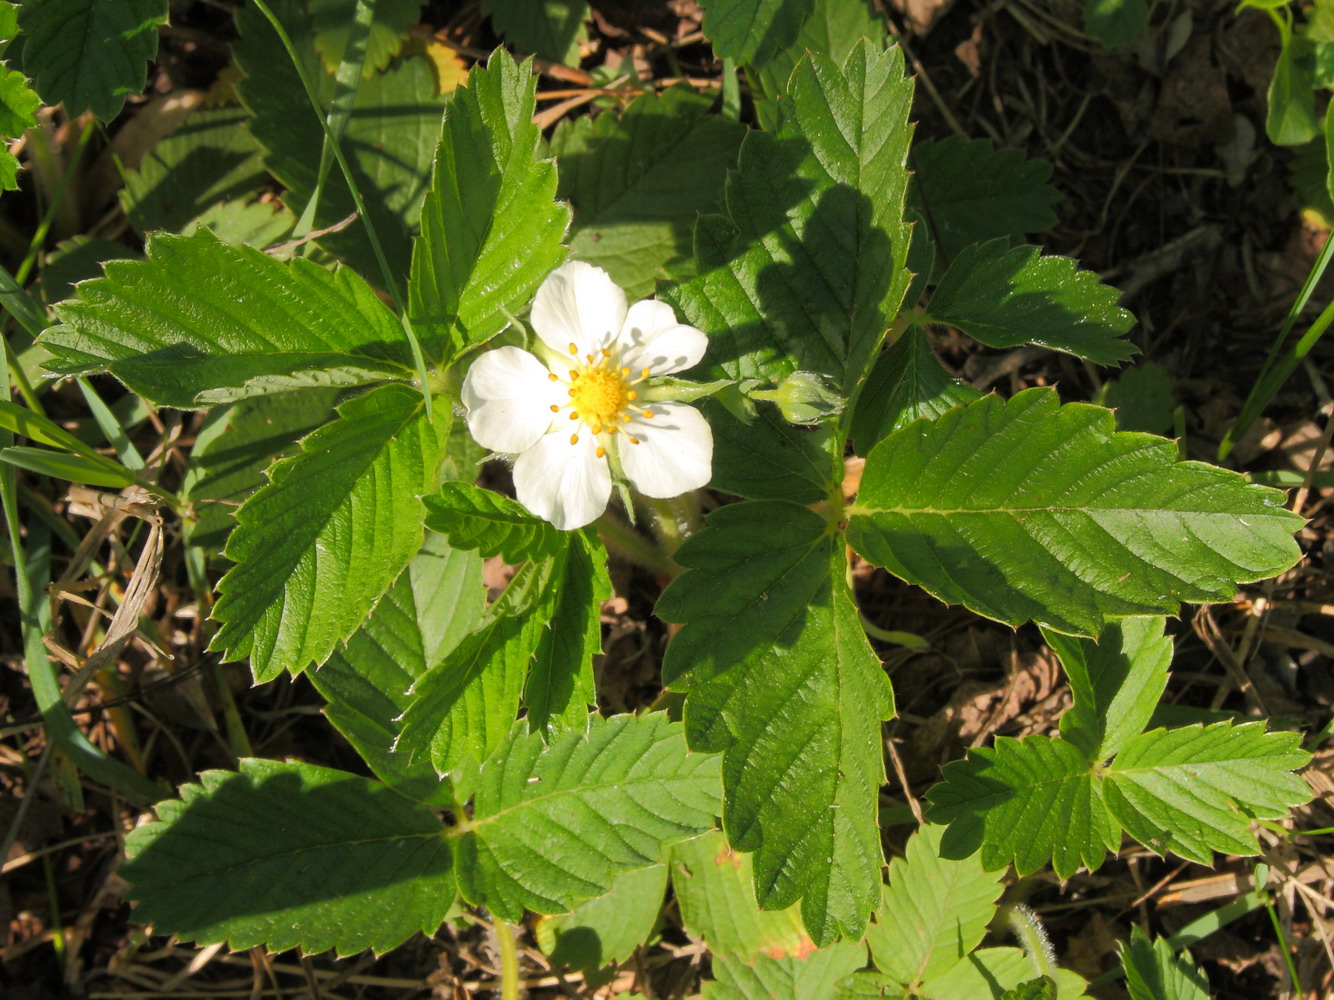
[453,713,721,919]
[1267,35,1319,146]
[1120,927,1210,1000]
[926,722,1310,877]
[311,534,485,806]
[18,0,167,121]
[699,0,815,67]
[0,63,38,190]
[210,384,446,682]
[922,239,1137,366]
[551,85,745,298]
[121,758,455,956]
[480,0,589,66]
[311,0,419,77]
[658,501,893,944]
[41,230,414,408]
[702,396,840,503]
[537,863,668,971]
[1082,0,1149,48]
[664,39,914,395]
[847,388,1305,635]
[702,942,867,1000]
[909,136,1059,266]
[408,49,569,360]
[1000,976,1058,1000]
[866,824,1004,989]
[423,482,564,563]
[917,949,1089,999]
[752,0,887,107]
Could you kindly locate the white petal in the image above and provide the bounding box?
[619,403,713,498]
[530,261,628,359]
[617,299,709,375]
[513,430,613,530]
[462,346,562,454]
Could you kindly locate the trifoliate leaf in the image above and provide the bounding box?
[1121,927,1210,1000]
[42,230,415,408]
[671,830,811,961]
[409,49,569,358]
[311,533,484,806]
[658,501,894,944]
[1105,722,1311,863]
[702,942,867,1000]
[210,384,446,681]
[867,824,1004,988]
[394,541,558,774]
[849,327,981,456]
[454,712,722,919]
[480,0,588,65]
[234,0,445,277]
[538,863,668,971]
[423,482,564,563]
[121,759,455,956]
[847,388,1305,636]
[311,0,420,78]
[119,106,267,236]
[1082,0,1149,48]
[1045,618,1172,761]
[18,0,167,121]
[909,136,1059,266]
[927,722,1311,876]
[665,39,914,396]
[551,85,745,297]
[924,239,1137,366]
[700,0,815,67]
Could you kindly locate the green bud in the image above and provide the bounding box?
[750,371,845,425]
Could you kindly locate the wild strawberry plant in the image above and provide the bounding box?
[3,0,1315,996]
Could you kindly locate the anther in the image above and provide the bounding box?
[568,343,578,355]
[629,436,640,444]
[549,404,559,412]
[547,373,559,382]
[602,348,612,358]
[569,411,579,420]
[585,354,595,364]
[570,433,579,445]
[595,446,606,458]
[621,366,631,376]
[626,390,637,400]
[643,410,654,418]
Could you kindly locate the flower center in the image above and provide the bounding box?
[569,366,630,427]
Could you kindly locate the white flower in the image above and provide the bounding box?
[462,261,713,530]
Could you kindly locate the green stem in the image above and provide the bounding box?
[1002,903,1057,981]
[494,918,520,1000]
[246,0,434,421]
[596,509,675,575]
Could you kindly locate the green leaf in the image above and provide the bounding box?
[1121,927,1210,1000]
[311,0,420,78]
[1045,618,1172,761]
[0,445,134,488]
[664,39,914,395]
[700,0,815,67]
[831,973,906,999]
[1105,722,1311,863]
[423,482,564,563]
[33,236,138,309]
[480,0,589,65]
[210,384,446,682]
[525,530,608,737]
[1000,976,1057,1000]
[703,396,840,503]
[234,0,445,278]
[1081,0,1149,48]
[182,198,294,249]
[41,230,415,408]
[310,533,485,806]
[537,863,668,971]
[752,0,887,105]
[453,712,722,919]
[409,49,569,359]
[0,63,37,189]
[909,136,1059,266]
[702,942,868,1000]
[658,501,894,944]
[847,388,1305,636]
[924,240,1136,365]
[867,824,1004,988]
[671,829,811,961]
[181,389,339,553]
[551,85,745,298]
[395,554,559,773]
[1268,36,1319,146]
[920,949,1089,1000]
[121,758,454,955]
[926,722,1310,876]
[849,328,981,456]
[1096,360,1175,434]
[18,0,167,121]
[119,106,268,237]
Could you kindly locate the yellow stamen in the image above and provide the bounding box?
[570,433,579,445]
[549,404,559,412]
[629,436,640,445]
[547,373,558,382]
[569,411,579,420]
[601,348,612,358]
[627,390,637,400]
[568,343,579,355]
[596,446,605,458]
